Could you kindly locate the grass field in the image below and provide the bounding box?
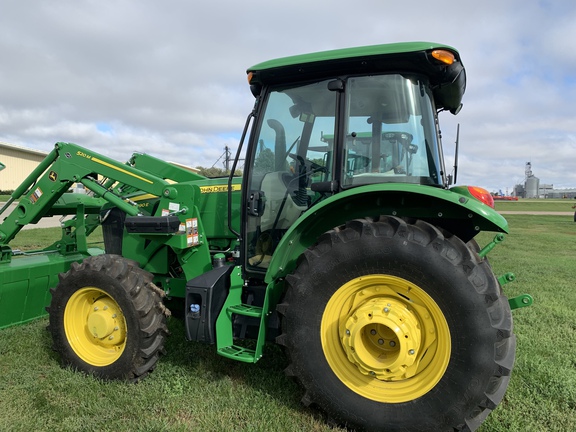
[494,198,576,212]
[9,226,103,251]
[1,214,575,431]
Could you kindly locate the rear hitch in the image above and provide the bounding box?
[479,233,505,258]
[498,272,515,286]
[479,234,533,310]
[508,294,534,310]
[497,273,533,309]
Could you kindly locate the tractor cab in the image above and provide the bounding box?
[242,43,465,270]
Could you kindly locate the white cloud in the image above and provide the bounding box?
[0,0,574,193]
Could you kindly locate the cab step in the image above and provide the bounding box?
[227,304,263,318]
[214,267,269,364]
[217,345,260,363]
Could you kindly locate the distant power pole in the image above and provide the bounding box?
[224,146,231,172]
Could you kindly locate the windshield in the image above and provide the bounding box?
[342,75,442,187]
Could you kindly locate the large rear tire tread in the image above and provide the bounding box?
[277,216,515,432]
[48,254,169,382]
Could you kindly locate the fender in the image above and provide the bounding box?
[264,183,508,283]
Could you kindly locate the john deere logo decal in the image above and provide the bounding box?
[49,170,58,181]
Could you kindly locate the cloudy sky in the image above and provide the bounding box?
[1,0,575,193]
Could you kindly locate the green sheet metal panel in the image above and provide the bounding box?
[0,252,85,329]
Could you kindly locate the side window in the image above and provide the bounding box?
[246,80,336,270]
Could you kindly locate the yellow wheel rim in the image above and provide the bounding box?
[321,275,451,403]
[64,287,127,366]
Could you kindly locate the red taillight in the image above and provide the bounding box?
[468,186,494,208]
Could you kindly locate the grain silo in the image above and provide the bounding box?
[524,162,539,198]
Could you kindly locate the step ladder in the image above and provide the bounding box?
[215,266,270,363]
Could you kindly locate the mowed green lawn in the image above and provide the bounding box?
[494,198,576,212]
[1,214,575,431]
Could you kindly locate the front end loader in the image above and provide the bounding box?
[0,42,533,431]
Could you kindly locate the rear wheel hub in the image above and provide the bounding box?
[342,297,422,380]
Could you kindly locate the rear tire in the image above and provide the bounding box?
[277,216,515,431]
[48,254,169,381]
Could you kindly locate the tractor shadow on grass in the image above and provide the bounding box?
[159,308,343,429]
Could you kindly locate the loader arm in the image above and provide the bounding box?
[0,142,173,246]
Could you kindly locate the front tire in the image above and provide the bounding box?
[48,254,169,381]
[277,216,515,431]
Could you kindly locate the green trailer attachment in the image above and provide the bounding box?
[0,251,90,329]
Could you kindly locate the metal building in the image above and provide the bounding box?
[514,162,575,198]
[0,142,47,192]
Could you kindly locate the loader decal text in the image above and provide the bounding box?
[199,184,241,194]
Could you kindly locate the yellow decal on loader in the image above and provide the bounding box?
[91,157,154,184]
[131,194,158,202]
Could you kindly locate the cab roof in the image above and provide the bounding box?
[247,41,466,113]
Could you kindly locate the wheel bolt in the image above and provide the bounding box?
[390,341,396,347]
[383,307,389,313]
[370,329,377,335]
[409,349,415,355]
[378,339,384,345]
[346,329,350,336]
[94,307,99,311]
[109,335,114,340]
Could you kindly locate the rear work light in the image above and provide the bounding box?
[467,186,494,208]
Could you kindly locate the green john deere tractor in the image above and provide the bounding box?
[0,42,532,431]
